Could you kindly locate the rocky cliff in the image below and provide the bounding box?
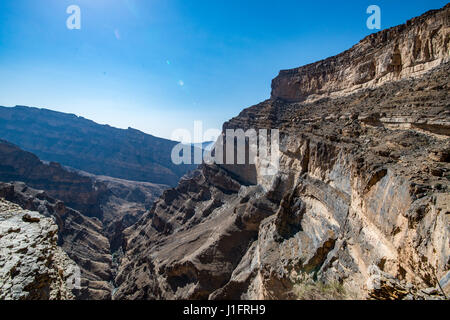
[0,199,77,300]
[0,106,196,186]
[114,5,449,300]
[0,139,109,220]
[0,140,167,299]
[271,4,450,102]
[0,182,113,300]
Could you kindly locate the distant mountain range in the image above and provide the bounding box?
[0,106,197,186]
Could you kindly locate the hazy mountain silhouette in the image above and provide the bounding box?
[0,106,196,186]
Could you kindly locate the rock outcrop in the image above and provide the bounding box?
[73,172,166,252]
[114,5,449,301]
[271,4,450,102]
[114,165,272,299]
[0,182,112,300]
[0,138,166,246]
[0,199,77,300]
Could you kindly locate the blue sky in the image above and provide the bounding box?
[0,0,447,141]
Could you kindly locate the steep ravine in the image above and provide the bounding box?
[114,5,449,300]
[0,140,167,299]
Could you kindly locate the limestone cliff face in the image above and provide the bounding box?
[0,199,77,300]
[271,4,450,102]
[0,106,196,186]
[115,6,449,300]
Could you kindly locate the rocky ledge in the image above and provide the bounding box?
[0,140,167,299]
[0,182,113,300]
[271,4,449,102]
[0,199,77,300]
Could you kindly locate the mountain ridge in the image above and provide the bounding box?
[0,139,168,299]
[0,105,197,186]
[271,3,450,102]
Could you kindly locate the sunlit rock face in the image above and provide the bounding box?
[0,182,113,300]
[114,5,449,300]
[271,4,450,103]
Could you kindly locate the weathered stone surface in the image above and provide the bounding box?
[366,265,446,300]
[0,199,77,300]
[212,62,449,300]
[0,140,167,299]
[74,172,166,252]
[113,165,277,299]
[0,182,112,300]
[0,139,166,224]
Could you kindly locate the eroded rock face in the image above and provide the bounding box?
[271,4,450,102]
[211,61,449,300]
[0,182,113,300]
[366,265,446,300]
[114,5,449,301]
[74,173,166,252]
[0,199,77,300]
[0,139,108,220]
[113,165,274,299]
[0,139,166,244]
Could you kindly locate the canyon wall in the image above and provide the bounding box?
[271,4,450,102]
[0,182,113,300]
[0,140,166,299]
[115,5,449,300]
[0,106,197,186]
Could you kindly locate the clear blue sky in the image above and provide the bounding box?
[0,0,447,140]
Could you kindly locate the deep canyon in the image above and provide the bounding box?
[0,4,449,300]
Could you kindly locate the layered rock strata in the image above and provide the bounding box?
[0,139,168,299]
[271,4,450,102]
[114,5,449,301]
[0,182,113,299]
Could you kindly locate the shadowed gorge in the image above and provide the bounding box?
[0,140,167,299]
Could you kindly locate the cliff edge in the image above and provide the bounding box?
[271,4,450,102]
[0,199,77,300]
[114,5,449,300]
